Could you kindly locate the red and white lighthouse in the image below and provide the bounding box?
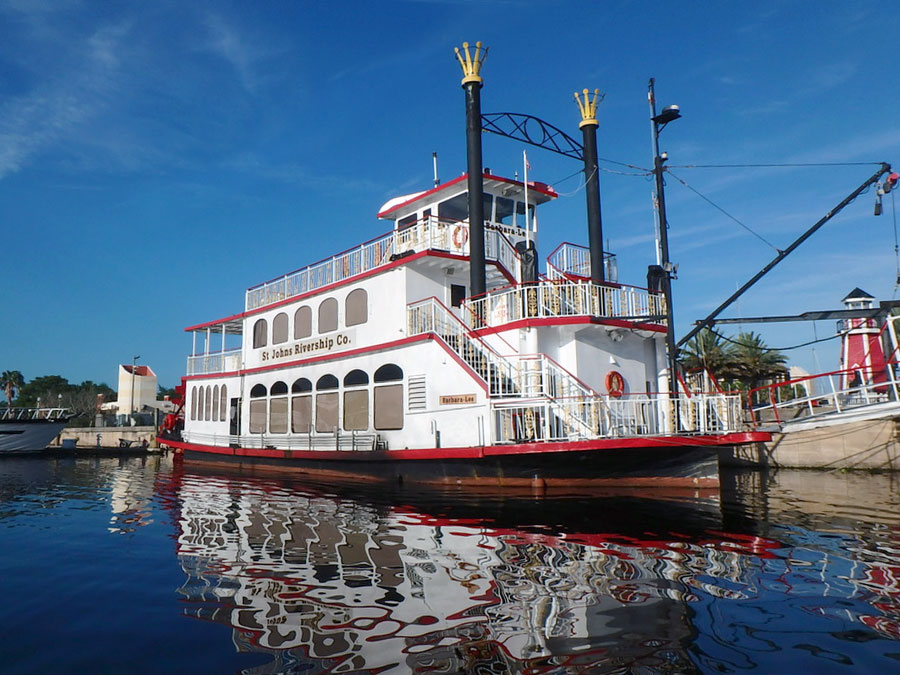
[838,288,888,389]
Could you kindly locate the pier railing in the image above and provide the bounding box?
[461,279,665,329]
[245,217,521,311]
[186,348,243,376]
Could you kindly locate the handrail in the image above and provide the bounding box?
[461,279,666,329]
[246,216,523,311]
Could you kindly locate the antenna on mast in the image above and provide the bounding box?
[433,152,440,187]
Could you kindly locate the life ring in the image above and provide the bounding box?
[606,370,625,398]
[452,225,469,249]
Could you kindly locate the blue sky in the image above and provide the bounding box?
[3,1,899,388]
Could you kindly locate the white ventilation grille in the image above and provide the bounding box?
[408,375,426,411]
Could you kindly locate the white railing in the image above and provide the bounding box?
[0,407,71,421]
[187,348,243,376]
[462,280,665,329]
[183,429,381,451]
[494,393,743,443]
[245,217,521,311]
[408,297,520,397]
[547,242,618,282]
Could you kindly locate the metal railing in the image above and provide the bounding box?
[0,407,71,421]
[187,348,243,376]
[462,279,665,329]
[245,217,522,311]
[747,364,899,426]
[182,429,381,451]
[494,392,743,443]
[547,242,618,282]
[408,297,520,397]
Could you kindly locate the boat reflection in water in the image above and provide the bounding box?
[169,470,784,673]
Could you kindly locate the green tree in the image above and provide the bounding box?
[15,375,73,408]
[1,370,25,407]
[728,331,788,400]
[680,329,735,380]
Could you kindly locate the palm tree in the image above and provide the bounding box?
[680,328,734,381]
[728,331,788,397]
[1,370,25,408]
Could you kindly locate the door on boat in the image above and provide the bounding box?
[229,398,241,436]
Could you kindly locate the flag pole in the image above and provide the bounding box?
[523,150,531,248]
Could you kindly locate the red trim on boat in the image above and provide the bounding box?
[159,431,770,463]
[471,315,667,336]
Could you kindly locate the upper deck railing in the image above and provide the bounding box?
[461,279,666,330]
[187,348,243,376]
[245,217,522,311]
[547,242,618,282]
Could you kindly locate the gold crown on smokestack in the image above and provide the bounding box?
[454,41,488,85]
[574,88,604,128]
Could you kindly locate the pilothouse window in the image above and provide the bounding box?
[438,193,468,222]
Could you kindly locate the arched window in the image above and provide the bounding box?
[315,373,339,432]
[253,318,267,349]
[292,378,312,393]
[294,306,312,340]
[343,369,369,431]
[374,364,403,430]
[220,384,227,422]
[270,381,288,433]
[191,386,197,421]
[374,364,403,383]
[318,298,338,333]
[343,370,369,387]
[249,384,267,434]
[292,378,312,433]
[273,313,289,345]
[345,289,367,327]
[212,385,219,422]
[198,386,206,421]
[316,374,339,390]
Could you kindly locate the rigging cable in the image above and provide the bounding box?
[708,326,842,352]
[667,171,781,253]
[893,188,899,296]
[668,161,885,169]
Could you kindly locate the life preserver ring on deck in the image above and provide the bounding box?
[452,225,469,249]
[606,370,625,398]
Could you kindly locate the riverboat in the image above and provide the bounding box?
[157,43,767,487]
[0,407,71,453]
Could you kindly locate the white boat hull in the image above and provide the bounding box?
[0,420,68,453]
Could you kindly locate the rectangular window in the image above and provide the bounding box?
[291,395,311,433]
[451,284,466,308]
[438,193,468,222]
[249,400,267,434]
[374,384,403,430]
[315,392,339,433]
[270,397,288,433]
[398,214,416,230]
[496,196,514,225]
[343,390,369,431]
[482,193,493,222]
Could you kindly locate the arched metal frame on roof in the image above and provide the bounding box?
[481,112,584,161]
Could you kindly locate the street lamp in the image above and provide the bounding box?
[130,355,141,417]
[648,78,680,410]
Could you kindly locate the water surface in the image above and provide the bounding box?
[0,455,898,673]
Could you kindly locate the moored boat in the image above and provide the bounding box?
[157,43,768,487]
[0,407,72,453]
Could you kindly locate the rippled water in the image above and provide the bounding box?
[0,455,898,673]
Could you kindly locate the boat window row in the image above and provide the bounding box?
[190,384,227,422]
[253,289,367,349]
[248,364,403,434]
[397,192,534,229]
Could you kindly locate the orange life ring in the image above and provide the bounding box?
[606,370,625,398]
[452,225,469,248]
